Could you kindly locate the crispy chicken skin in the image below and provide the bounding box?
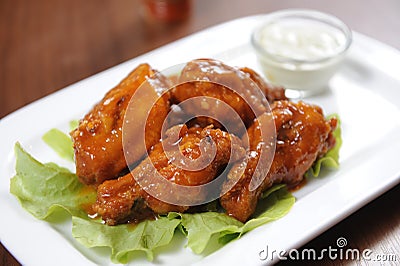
[94,125,245,225]
[171,59,270,129]
[71,64,170,186]
[220,101,337,222]
[239,67,287,103]
[170,59,286,134]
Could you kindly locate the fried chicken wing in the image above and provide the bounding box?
[170,59,270,131]
[75,59,338,226]
[71,64,171,186]
[239,67,287,102]
[94,125,245,225]
[220,100,337,222]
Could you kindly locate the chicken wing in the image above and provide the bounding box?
[239,67,287,103]
[220,100,337,222]
[94,125,245,225]
[71,64,171,186]
[171,59,270,131]
[169,59,287,135]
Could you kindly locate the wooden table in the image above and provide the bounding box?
[1,1,399,265]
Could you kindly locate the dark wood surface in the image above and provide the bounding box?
[1,1,399,265]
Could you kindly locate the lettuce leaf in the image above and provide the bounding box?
[307,114,342,177]
[9,143,181,262]
[10,143,96,219]
[69,120,79,131]
[173,185,295,254]
[72,216,181,263]
[42,128,75,162]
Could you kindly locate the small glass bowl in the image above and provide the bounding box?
[251,9,352,97]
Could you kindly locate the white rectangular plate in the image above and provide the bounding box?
[1,15,400,266]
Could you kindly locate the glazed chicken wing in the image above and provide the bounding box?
[170,59,287,135]
[220,100,337,222]
[239,67,287,102]
[71,64,171,186]
[171,59,271,130]
[94,125,245,225]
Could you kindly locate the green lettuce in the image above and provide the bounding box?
[170,184,294,254]
[10,144,181,262]
[72,216,181,263]
[41,119,79,162]
[10,143,95,219]
[42,128,74,162]
[69,120,79,131]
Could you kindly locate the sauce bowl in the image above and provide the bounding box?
[251,9,352,97]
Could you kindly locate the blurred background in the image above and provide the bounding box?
[1,0,399,118]
[1,0,399,265]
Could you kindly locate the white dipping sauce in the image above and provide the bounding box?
[259,21,346,61]
[252,11,351,96]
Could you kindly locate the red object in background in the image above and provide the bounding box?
[143,0,191,23]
